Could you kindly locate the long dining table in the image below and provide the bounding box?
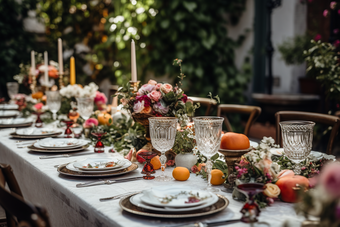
[0,127,306,227]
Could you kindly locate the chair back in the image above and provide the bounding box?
[188,97,217,116]
[217,104,261,136]
[275,111,340,155]
[0,164,51,227]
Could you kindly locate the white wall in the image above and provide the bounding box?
[228,0,307,95]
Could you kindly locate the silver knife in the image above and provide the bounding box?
[76,177,143,188]
[39,153,95,159]
[166,219,241,227]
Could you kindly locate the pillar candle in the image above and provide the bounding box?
[131,40,137,82]
[44,51,49,87]
[58,38,63,75]
[70,57,76,85]
[31,51,35,76]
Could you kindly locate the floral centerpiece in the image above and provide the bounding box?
[117,59,200,132]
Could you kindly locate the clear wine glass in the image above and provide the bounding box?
[279,121,315,174]
[6,82,19,100]
[193,116,224,192]
[76,97,94,121]
[149,117,178,182]
[46,91,61,121]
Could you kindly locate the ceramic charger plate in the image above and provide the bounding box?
[37,138,82,148]
[120,192,229,218]
[72,158,128,171]
[0,118,33,128]
[57,162,138,177]
[130,191,219,213]
[16,128,62,136]
[67,159,132,173]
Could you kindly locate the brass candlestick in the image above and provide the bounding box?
[58,72,65,89]
[129,81,140,94]
[29,73,37,94]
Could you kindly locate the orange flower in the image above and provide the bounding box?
[198,163,206,172]
[140,106,152,114]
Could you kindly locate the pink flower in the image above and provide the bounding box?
[323,9,330,17]
[277,169,295,179]
[34,102,43,110]
[83,118,98,128]
[314,34,322,41]
[138,84,155,95]
[334,29,340,34]
[120,98,128,106]
[153,101,169,115]
[155,83,162,91]
[181,94,188,103]
[94,91,107,110]
[334,40,340,48]
[166,160,175,167]
[136,95,151,107]
[148,79,157,85]
[191,165,199,173]
[160,83,173,94]
[266,197,274,205]
[330,1,337,9]
[147,90,162,102]
[319,162,340,198]
[133,101,145,113]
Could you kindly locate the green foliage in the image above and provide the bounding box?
[277,35,313,65]
[304,40,340,100]
[38,0,250,104]
[0,0,38,98]
[172,128,195,154]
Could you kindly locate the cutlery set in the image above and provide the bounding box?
[77,177,143,188]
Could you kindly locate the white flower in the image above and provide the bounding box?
[133,101,144,113]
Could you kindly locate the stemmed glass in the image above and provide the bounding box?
[138,151,158,180]
[76,97,94,121]
[149,117,178,182]
[6,82,19,100]
[46,91,61,121]
[279,121,315,174]
[92,127,106,153]
[193,116,224,192]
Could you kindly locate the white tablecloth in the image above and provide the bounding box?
[0,128,305,227]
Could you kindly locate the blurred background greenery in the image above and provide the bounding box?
[0,0,251,106]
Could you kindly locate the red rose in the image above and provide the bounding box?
[136,95,151,107]
[181,94,188,103]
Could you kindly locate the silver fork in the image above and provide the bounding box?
[99,191,140,201]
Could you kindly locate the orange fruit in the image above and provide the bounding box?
[210,169,225,185]
[31,92,44,100]
[220,132,250,150]
[150,156,161,170]
[97,113,112,126]
[172,167,190,181]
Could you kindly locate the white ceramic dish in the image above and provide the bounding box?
[0,104,19,110]
[140,186,215,208]
[28,144,90,153]
[73,158,125,171]
[67,160,131,173]
[0,111,19,117]
[16,128,62,136]
[36,138,83,148]
[0,118,32,125]
[34,139,88,150]
[130,192,218,213]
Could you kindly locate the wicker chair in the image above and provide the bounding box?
[0,164,51,227]
[275,111,340,155]
[217,104,261,136]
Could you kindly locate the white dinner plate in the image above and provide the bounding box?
[0,111,19,117]
[0,118,32,125]
[130,192,219,213]
[36,138,83,149]
[140,186,215,208]
[270,148,328,160]
[34,139,88,150]
[16,128,62,136]
[67,160,132,173]
[0,104,19,110]
[73,158,126,171]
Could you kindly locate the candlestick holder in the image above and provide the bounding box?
[58,72,65,88]
[29,73,37,94]
[129,81,140,94]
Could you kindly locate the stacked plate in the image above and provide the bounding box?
[11,128,62,139]
[119,186,229,218]
[0,118,33,128]
[0,104,19,110]
[57,157,138,177]
[0,110,19,118]
[28,138,90,153]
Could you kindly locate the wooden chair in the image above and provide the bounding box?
[0,164,51,227]
[187,97,217,116]
[217,104,262,136]
[275,111,340,155]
